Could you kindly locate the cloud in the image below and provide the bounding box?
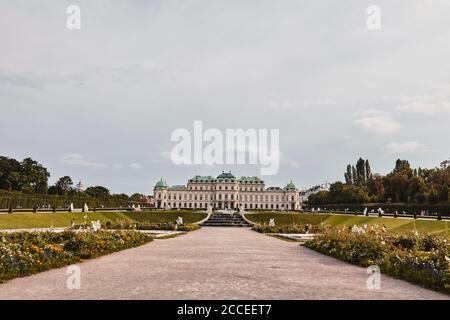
[385,141,424,153]
[130,162,143,169]
[269,100,294,110]
[288,160,300,169]
[353,110,400,134]
[0,68,88,89]
[396,101,450,115]
[60,154,108,168]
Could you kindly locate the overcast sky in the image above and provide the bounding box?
[1,0,449,194]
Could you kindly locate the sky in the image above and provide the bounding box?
[1,0,449,195]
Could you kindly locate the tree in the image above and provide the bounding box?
[408,176,426,203]
[130,193,145,201]
[0,156,23,191]
[355,158,366,185]
[85,186,110,198]
[352,166,357,185]
[48,176,73,195]
[19,157,50,194]
[344,165,352,184]
[55,176,73,194]
[344,158,372,186]
[367,175,384,202]
[365,159,372,182]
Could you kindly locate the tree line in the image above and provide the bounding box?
[0,156,147,208]
[308,158,450,205]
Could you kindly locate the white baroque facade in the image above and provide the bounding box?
[153,171,300,211]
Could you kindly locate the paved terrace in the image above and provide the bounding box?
[0,227,447,299]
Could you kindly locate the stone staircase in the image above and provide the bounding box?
[200,213,252,227]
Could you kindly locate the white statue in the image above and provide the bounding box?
[136,204,141,211]
[207,204,213,213]
[69,203,74,212]
[91,220,101,232]
[83,203,89,212]
[176,216,183,225]
[269,218,275,227]
[377,207,384,215]
[363,207,368,216]
[239,205,245,215]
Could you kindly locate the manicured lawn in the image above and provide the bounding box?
[0,210,207,229]
[244,212,450,237]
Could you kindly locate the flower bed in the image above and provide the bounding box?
[304,226,450,293]
[102,221,200,232]
[0,230,152,283]
[252,223,324,234]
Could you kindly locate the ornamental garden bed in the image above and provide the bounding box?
[304,226,450,294]
[251,223,323,234]
[97,221,200,232]
[0,230,153,283]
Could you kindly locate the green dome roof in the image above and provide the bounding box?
[155,178,168,188]
[217,171,235,180]
[285,181,296,190]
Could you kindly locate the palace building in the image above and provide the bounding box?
[153,171,300,211]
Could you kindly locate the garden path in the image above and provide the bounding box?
[0,227,447,299]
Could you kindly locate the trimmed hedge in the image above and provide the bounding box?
[102,221,201,232]
[252,223,324,234]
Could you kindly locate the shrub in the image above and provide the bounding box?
[305,226,450,293]
[100,221,200,232]
[177,224,200,232]
[252,223,324,234]
[0,230,153,283]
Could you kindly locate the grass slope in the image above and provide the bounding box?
[244,212,450,237]
[0,210,207,229]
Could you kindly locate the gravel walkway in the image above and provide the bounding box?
[0,227,447,299]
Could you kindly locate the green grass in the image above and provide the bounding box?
[0,210,207,229]
[244,212,450,237]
